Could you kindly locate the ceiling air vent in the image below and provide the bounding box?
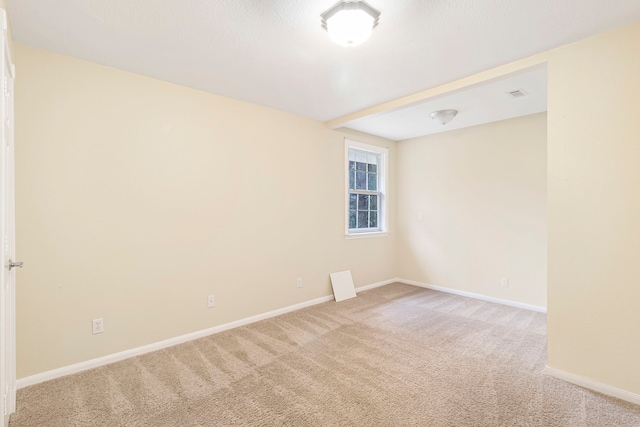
[506,89,529,98]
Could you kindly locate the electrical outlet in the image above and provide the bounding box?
[92,318,104,335]
[500,277,509,287]
[208,294,215,308]
[296,277,303,288]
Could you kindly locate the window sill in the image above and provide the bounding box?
[345,232,389,240]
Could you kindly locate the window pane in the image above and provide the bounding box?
[347,143,386,234]
[367,173,377,190]
[349,194,357,210]
[356,171,366,189]
[349,210,357,228]
[357,211,368,228]
[369,211,378,228]
[358,194,369,211]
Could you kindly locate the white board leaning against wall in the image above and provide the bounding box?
[330,270,357,302]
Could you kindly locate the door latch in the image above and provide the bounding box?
[8,260,23,270]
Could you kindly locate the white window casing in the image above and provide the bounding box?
[344,139,388,239]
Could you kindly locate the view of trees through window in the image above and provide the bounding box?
[348,149,380,230]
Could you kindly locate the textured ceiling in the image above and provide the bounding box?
[6,1,640,124]
[342,66,547,141]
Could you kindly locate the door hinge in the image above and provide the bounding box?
[3,76,8,98]
[3,393,6,415]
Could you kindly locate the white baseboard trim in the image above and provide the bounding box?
[397,278,547,313]
[17,278,396,389]
[17,295,330,389]
[544,366,640,405]
[355,278,397,293]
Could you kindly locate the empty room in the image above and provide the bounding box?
[1,0,639,425]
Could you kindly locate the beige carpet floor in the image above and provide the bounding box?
[10,283,640,426]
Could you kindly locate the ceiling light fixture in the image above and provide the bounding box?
[321,1,381,47]
[430,109,458,126]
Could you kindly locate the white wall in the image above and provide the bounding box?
[14,44,397,378]
[397,113,547,307]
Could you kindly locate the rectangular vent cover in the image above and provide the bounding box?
[506,89,529,98]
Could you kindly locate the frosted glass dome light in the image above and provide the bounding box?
[321,1,381,47]
[430,109,459,126]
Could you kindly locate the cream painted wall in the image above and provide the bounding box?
[547,21,640,394]
[13,44,396,378]
[392,19,640,398]
[397,113,547,307]
[11,12,640,399]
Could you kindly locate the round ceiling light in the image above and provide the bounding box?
[430,109,459,126]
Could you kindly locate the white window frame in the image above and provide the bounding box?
[344,139,388,239]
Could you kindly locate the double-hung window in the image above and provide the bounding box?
[345,139,388,238]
